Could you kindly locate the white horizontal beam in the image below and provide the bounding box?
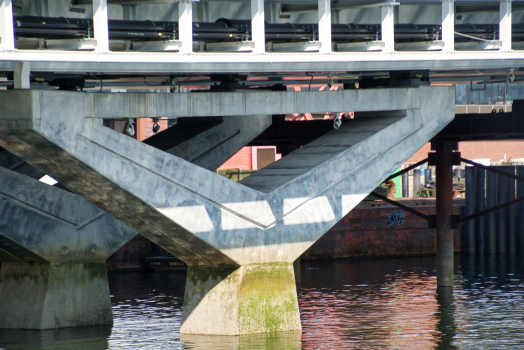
[2,51,524,73]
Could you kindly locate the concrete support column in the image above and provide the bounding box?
[14,62,31,89]
[93,0,110,53]
[332,10,340,24]
[264,2,277,23]
[251,0,265,54]
[35,0,48,17]
[318,0,332,53]
[122,4,137,21]
[179,1,193,54]
[0,262,113,329]
[499,0,512,52]
[22,0,31,15]
[180,264,301,335]
[197,1,209,22]
[0,0,15,52]
[381,4,395,53]
[435,142,454,287]
[441,0,454,52]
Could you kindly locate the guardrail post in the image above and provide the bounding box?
[251,0,265,54]
[93,0,110,53]
[499,0,512,52]
[381,3,396,53]
[442,0,454,52]
[179,1,193,54]
[318,0,332,53]
[0,0,15,52]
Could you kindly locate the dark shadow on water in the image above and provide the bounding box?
[0,325,112,350]
[180,331,302,350]
[435,286,457,350]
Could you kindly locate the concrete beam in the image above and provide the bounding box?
[0,86,455,334]
[152,116,272,171]
[90,88,419,118]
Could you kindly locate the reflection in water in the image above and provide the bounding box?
[1,255,524,349]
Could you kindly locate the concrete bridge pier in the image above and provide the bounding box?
[0,86,454,334]
[182,264,300,335]
[0,167,137,329]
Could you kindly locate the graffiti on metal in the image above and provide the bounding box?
[386,210,406,226]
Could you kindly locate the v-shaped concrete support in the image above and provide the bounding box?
[0,167,137,329]
[0,86,454,334]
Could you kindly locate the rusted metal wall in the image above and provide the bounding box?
[302,204,464,261]
[106,234,152,271]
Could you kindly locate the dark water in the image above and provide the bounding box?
[2,254,524,349]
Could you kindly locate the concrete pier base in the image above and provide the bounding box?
[181,263,301,335]
[0,262,112,329]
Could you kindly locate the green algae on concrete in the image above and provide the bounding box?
[238,263,301,334]
[0,262,112,329]
[181,263,301,335]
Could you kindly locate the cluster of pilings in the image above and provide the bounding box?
[464,165,524,254]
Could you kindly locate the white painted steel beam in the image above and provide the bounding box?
[251,0,265,54]
[318,0,331,53]
[2,51,524,74]
[381,3,396,53]
[93,0,110,53]
[179,1,193,54]
[500,0,512,52]
[442,0,454,52]
[0,0,15,52]
[14,61,30,89]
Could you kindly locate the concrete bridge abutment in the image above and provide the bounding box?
[0,86,455,334]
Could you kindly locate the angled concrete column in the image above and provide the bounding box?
[0,167,136,329]
[0,86,455,334]
[145,116,272,171]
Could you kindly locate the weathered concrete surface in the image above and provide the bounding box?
[0,86,455,334]
[90,89,422,118]
[0,262,112,329]
[145,116,272,171]
[0,167,136,329]
[181,263,300,335]
[0,167,136,263]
